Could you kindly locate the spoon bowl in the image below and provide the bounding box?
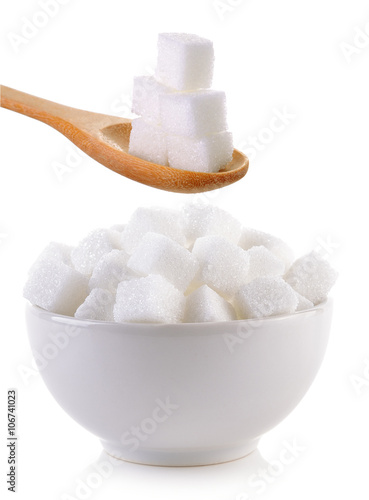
[0,85,248,193]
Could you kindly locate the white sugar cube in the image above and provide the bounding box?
[156,33,214,91]
[284,251,338,305]
[89,249,137,292]
[114,275,185,323]
[128,117,168,166]
[160,90,228,139]
[75,288,115,321]
[132,76,173,123]
[239,228,294,272]
[167,131,233,173]
[184,285,237,323]
[234,277,298,319]
[110,224,126,232]
[23,260,88,316]
[71,229,122,276]
[295,292,314,312]
[245,246,285,282]
[182,203,242,246]
[29,242,73,273]
[121,206,186,254]
[127,232,199,292]
[192,235,250,299]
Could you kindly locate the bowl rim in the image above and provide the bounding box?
[26,298,332,333]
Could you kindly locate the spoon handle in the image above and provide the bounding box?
[0,85,127,136]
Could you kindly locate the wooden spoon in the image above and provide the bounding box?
[0,85,248,193]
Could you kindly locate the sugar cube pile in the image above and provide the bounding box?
[24,204,338,323]
[128,33,234,173]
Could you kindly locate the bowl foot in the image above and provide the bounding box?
[100,439,260,467]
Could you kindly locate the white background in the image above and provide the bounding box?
[1,0,368,498]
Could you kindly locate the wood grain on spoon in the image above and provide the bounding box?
[0,85,249,193]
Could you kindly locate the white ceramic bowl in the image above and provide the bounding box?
[26,300,333,466]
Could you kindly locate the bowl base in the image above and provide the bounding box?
[101,439,260,467]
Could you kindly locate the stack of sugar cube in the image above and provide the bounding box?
[24,204,338,324]
[128,33,234,173]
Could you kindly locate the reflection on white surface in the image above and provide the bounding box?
[61,448,272,500]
